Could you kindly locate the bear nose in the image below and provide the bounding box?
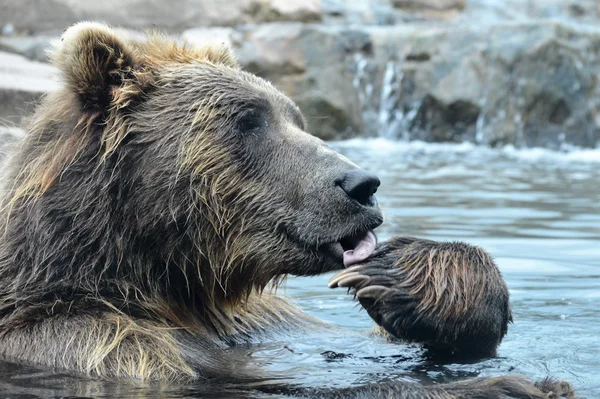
[338,169,380,206]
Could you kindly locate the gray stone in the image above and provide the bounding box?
[391,0,466,17]
[246,0,322,23]
[0,36,56,62]
[351,22,600,147]
[0,126,23,160]
[236,24,373,140]
[0,51,59,126]
[3,0,600,147]
[0,0,323,35]
[391,0,465,9]
[460,0,600,24]
[182,27,243,48]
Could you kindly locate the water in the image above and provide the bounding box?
[352,55,416,141]
[326,140,600,397]
[1,140,599,398]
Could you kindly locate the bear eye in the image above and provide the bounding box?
[236,109,265,135]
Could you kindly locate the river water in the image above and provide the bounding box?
[0,140,598,398]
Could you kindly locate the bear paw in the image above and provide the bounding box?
[535,377,577,399]
[329,236,512,359]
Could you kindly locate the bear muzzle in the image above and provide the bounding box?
[324,230,379,268]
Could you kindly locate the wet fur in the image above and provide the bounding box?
[270,376,575,399]
[0,22,345,380]
[330,237,512,358]
[0,22,576,398]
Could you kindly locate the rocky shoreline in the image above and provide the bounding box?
[1,0,600,148]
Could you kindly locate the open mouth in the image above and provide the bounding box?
[326,230,378,268]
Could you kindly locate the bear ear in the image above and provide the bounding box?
[50,22,142,113]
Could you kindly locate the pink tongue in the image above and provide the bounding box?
[343,230,377,267]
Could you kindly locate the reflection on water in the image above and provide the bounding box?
[1,140,599,398]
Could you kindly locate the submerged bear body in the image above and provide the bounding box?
[0,22,575,398]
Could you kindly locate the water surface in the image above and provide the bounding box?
[1,140,598,398]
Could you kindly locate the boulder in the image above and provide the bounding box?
[3,0,600,147]
[0,51,59,126]
[182,27,242,48]
[0,36,55,62]
[247,0,322,23]
[236,23,371,140]
[353,22,600,148]
[0,0,322,35]
[0,126,23,159]
[391,0,465,12]
[461,0,600,24]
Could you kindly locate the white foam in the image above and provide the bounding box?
[329,138,600,164]
[502,144,600,163]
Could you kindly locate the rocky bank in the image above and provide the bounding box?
[1,0,600,148]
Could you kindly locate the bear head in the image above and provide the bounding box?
[2,22,383,307]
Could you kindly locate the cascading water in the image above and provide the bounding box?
[352,55,420,140]
[352,54,377,136]
[377,61,403,139]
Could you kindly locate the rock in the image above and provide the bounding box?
[236,24,372,140]
[320,0,404,25]
[0,0,78,34]
[2,0,600,148]
[0,51,59,126]
[0,36,56,62]
[352,22,600,148]
[2,23,14,36]
[0,126,23,159]
[391,0,465,12]
[247,0,322,23]
[0,0,322,35]
[459,0,600,24]
[182,27,242,48]
[0,0,243,33]
[237,23,308,75]
[390,0,465,19]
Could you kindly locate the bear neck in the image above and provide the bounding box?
[0,132,274,338]
[0,190,276,337]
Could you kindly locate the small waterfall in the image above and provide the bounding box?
[377,61,404,139]
[352,54,377,135]
[475,62,490,145]
[475,109,486,144]
[352,55,418,139]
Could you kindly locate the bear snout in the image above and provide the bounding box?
[336,169,380,207]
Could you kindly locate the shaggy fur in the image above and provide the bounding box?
[329,237,512,358]
[268,376,575,399]
[0,22,576,398]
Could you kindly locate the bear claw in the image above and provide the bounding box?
[355,285,390,300]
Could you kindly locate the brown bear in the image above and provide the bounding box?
[0,22,574,398]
